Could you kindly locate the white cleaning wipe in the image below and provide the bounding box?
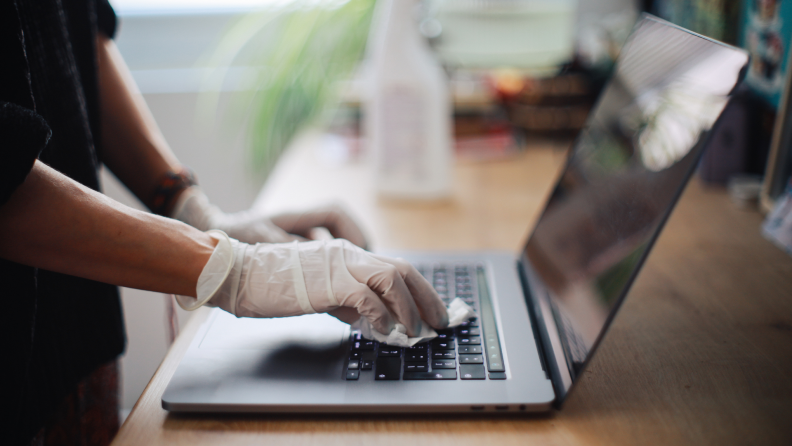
[352,297,477,347]
[446,298,478,327]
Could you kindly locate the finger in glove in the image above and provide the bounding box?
[371,255,449,329]
[342,247,424,336]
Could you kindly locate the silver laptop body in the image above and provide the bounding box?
[162,16,748,413]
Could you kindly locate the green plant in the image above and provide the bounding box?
[200,0,376,177]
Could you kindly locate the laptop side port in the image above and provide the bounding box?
[495,405,509,411]
[470,406,485,411]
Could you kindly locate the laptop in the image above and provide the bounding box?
[162,15,749,413]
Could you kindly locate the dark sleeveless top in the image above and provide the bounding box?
[0,1,125,443]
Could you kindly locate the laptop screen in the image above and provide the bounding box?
[520,16,748,399]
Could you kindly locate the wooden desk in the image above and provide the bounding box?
[113,136,792,446]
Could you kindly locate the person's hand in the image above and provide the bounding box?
[171,186,367,247]
[269,205,367,249]
[175,232,448,336]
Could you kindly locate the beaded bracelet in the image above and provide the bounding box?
[151,167,197,216]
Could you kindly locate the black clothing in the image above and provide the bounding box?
[0,1,126,444]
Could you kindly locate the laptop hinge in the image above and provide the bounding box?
[516,257,570,406]
[516,258,549,379]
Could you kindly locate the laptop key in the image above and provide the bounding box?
[457,327,480,336]
[459,354,483,364]
[488,372,507,380]
[353,341,376,351]
[375,357,401,380]
[378,347,402,357]
[458,336,481,345]
[458,345,482,354]
[361,360,373,371]
[404,363,428,372]
[403,369,457,380]
[459,364,486,380]
[346,370,360,380]
[405,352,428,362]
[431,359,456,369]
[436,330,455,341]
[350,351,362,360]
[459,319,479,328]
[348,360,360,370]
[432,351,455,359]
[431,339,455,351]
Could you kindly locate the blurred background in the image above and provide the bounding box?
[106,0,792,422]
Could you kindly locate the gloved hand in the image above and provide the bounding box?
[171,186,367,248]
[176,231,449,336]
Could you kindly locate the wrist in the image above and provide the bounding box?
[170,186,220,231]
[150,167,197,216]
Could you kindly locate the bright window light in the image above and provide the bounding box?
[111,0,343,15]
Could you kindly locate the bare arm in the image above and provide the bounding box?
[96,34,182,211]
[0,161,214,296]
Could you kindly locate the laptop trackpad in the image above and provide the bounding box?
[199,311,349,380]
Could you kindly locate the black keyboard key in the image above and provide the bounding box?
[489,372,507,380]
[361,360,373,370]
[349,351,362,360]
[432,350,455,359]
[353,341,376,351]
[459,364,486,380]
[408,344,428,351]
[458,345,482,354]
[403,369,457,380]
[378,347,402,357]
[459,354,483,364]
[348,360,360,370]
[346,370,359,380]
[405,352,428,362]
[457,336,481,345]
[431,359,456,369]
[375,357,401,380]
[457,327,480,336]
[431,339,455,351]
[436,330,455,341]
[404,363,428,372]
[459,318,479,328]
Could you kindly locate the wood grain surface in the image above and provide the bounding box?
[113,136,792,446]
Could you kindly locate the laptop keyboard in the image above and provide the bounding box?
[344,263,507,381]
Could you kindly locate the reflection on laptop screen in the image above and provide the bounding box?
[522,17,748,383]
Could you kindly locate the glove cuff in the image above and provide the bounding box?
[175,230,236,311]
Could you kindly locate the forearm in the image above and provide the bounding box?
[0,161,214,296]
[96,34,182,211]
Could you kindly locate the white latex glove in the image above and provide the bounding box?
[171,186,368,248]
[176,231,449,336]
